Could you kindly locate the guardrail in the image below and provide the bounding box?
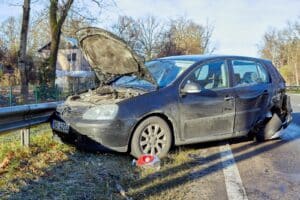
[286,86,300,91]
[0,102,61,146]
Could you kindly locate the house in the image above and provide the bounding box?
[38,36,96,92]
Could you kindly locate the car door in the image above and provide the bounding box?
[230,59,271,135]
[179,59,235,142]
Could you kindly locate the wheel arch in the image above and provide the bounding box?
[127,112,175,153]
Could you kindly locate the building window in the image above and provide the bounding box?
[67,53,77,62]
[72,53,76,61]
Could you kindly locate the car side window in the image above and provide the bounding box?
[186,60,228,90]
[232,60,269,86]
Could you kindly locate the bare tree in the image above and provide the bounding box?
[18,0,31,102]
[112,15,215,59]
[112,15,141,54]
[48,0,74,87]
[136,16,164,60]
[113,15,163,60]
[0,17,20,55]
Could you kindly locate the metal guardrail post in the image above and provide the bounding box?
[21,128,30,147]
[9,86,13,107]
[34,85,38,104]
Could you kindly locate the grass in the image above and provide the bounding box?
[287,89,300,94]
[0,124,208,200]
[0,124,74,198]
[129,147,199,200]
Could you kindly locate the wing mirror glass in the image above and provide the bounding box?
[181,82,201,94]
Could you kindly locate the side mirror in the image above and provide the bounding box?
[181,82,201,94]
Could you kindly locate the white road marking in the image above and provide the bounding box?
[219,143,248,200]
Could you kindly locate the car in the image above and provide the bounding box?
[50,27,292,158]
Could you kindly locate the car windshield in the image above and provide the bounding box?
[112,76,156,90]
[146,60,196,87]
[112,59,195,89]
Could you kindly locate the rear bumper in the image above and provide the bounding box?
[270,113,292,139]
[50,113,136,152]
[283,94,293,127]
[283,112,293,128]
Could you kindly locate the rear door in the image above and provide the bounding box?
[230,59,271,135]
[179,59,235,142]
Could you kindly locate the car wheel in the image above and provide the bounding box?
[130,116,172,158]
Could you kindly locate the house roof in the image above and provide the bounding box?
[38,36,79,52]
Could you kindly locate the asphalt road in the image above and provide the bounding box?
[186,93,300,200]
[230,93,300,200]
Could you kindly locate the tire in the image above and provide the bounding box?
[255,113,282,142]
[130,116,172,158]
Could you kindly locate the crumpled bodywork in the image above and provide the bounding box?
[64,86,146,107]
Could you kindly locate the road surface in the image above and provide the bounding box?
[186,93,300,200]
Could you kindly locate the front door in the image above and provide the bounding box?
[179,59,235,142]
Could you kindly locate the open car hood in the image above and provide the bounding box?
[76,27,157,86]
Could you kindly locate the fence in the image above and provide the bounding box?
[0,83,94,146]
[0,83,94,107]
[0,85,62,107]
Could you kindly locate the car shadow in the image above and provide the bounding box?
[291,112,300,125]
[127,112,300,198]
[130,139,300,199]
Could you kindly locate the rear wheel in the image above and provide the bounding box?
[130,116,172,158]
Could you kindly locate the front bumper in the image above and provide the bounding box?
[50,113,136,152]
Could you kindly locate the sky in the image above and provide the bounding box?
[0,0,299,57]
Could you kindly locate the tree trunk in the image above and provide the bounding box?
[48,27,61,87]
[48,0,74,88]
[295,63,299,86]
[18,0,30,103]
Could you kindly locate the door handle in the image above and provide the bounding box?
[224,96,234,101]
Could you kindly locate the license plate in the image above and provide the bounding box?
[52,120,69,134]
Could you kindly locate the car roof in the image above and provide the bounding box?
[157,54,271,63]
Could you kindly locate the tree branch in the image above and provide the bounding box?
[57,0,74,29]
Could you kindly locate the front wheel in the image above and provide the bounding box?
[130,116,172,158]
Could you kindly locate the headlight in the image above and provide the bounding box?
[82,104,119,120]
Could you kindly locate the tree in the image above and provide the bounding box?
[258,19,300,85]
[112,16,145,57]
[47,0,113,86]
[135,16,164,60]
[18,0,31,102]
[48,0,74,87]
[0,17,20,74]
[112,15,214,60]
[0,17,20,55]
[159,17,215,57]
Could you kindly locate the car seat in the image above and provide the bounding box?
[234,73,241,85]
[242,72,258,84]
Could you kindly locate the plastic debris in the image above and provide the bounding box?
[133,154,161,170]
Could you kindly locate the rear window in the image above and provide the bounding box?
[231,60,270,86]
